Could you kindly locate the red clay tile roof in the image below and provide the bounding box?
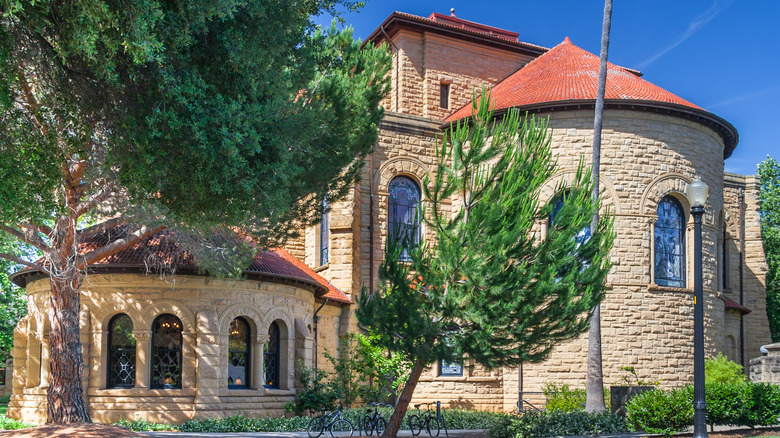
[444,36,738,158]
[12,226,351,305]
[721,295,751,314]
[425,12,520,42]
[446,36,701,123]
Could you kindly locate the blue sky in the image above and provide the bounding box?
[314,0,779,175]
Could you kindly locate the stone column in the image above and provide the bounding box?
[133,331,152,389]
[253,335,269,390]
[40,334,50,388]
[750,342,780,384]
[194,310,222,418]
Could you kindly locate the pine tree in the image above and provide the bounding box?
[357,93,615,438]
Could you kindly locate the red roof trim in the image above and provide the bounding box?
[722,296,751,314]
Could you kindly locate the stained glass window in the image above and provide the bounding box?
[654,196,686,287]
[388,176,421,261]
[108,314,136,388]
[264,321,280,389]
[549,194,591,244]
[228,317,250,389]
[320,197,329,266]
[440,359,463,376]
[151,314,182,389]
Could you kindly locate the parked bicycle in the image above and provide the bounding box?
[362,402,390,436]
[407,402,439,437]
[307,404,354,438]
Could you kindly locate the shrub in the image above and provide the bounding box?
[284,362,340,415]
[706,382,750,426]
[116,417,176,431]
[0,415,36,430]
[625,387,692,437]
[742,382,780,427]
[542,383,585,412]
[705,353,747,385]
[510,410,627,438]
[0,395,11,404]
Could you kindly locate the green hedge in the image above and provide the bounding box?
[487,411,627,438]
[118,407,510,433]
[626,382,780,436]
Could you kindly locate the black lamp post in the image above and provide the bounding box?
[686,176,709,438]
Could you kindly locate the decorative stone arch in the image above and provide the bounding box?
[261,307,295,390]
[640,172,693,217]
[139,299,196,332]
[218,304,264,336]
[139,299,196,390]
[538,168,622,215]
[374,156,430,194]
[89,301,144,334]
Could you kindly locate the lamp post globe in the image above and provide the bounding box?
[686,176,709,438]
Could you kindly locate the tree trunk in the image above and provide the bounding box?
[46,265,91,423]
[585,0,612,414]
[381,355,427,438]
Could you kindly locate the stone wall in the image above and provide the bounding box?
[750,343,780,384]
[7,273,330,424]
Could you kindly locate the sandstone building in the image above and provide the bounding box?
[7,10,772,422]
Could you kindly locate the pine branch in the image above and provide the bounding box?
[0,252,38,269]
[77,224,165,269]
[0,224,51,252]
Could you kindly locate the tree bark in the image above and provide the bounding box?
[46,272,91,423]
[585,0,612,414]
[381,355,427,438]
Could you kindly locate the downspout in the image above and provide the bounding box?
[738,187,746,368]
[313,298,328,379]
[380,25,400,112]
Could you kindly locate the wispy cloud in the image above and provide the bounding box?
[706,85,780,109]
[637,1,735,69]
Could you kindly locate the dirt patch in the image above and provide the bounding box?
[0,423,140,438]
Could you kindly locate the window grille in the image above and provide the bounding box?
[264,321,281,388]
[108,314,136,388]
[151,314,183,389]
[228,317,250,389]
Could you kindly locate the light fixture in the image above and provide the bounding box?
[686,177,709,209]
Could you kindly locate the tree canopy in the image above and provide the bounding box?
[0,0,390,422]
[758,156,780,342]
[357,94,615,437]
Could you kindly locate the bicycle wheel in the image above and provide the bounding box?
[375,417,386,436]
[363,415,375,436]
[408,414,422,436]
[330,419,354,437]
[425,418,440,437]
[307,416,326,438]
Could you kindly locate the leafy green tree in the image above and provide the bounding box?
[0,0,389,423]
[0,237,32,363]
[357,94,614,438]
[758,156,780,342]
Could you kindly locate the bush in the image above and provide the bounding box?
[0,415,35,430]
[115,417,176,432]
[284,362,340,415]
[705,353,747,385]
[508,411,627,438]
[706,382,750,426]
[0,395,11,404]
[542,383,585,412]
[625,387,692,437]
[742,382,780,427]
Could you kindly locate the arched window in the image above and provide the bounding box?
[228,317,250,389]
[151,314,183,389]
[549,194,591,244]
[388,176,421,261]
[655,196,686,287]
[107,314,136,388]
[264,321,280,389]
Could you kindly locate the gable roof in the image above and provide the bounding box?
[444,37,738,158]
[10,226,351,305]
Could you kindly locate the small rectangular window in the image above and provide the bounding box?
[440,359,462,377]
[440,83,450,109]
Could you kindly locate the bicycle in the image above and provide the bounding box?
[407,402,439,437]
[307,405,354,438]
[362,402,389,436]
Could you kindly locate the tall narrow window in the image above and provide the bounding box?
[440,83,450,109]
[228,317,250,389]
[320,197,329,266]
[108,314,136,388]
[264,321,280,389]
[654,196,686,287]
[388,176,422,261]
[722,221,728,290]
[151,314,183,389]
